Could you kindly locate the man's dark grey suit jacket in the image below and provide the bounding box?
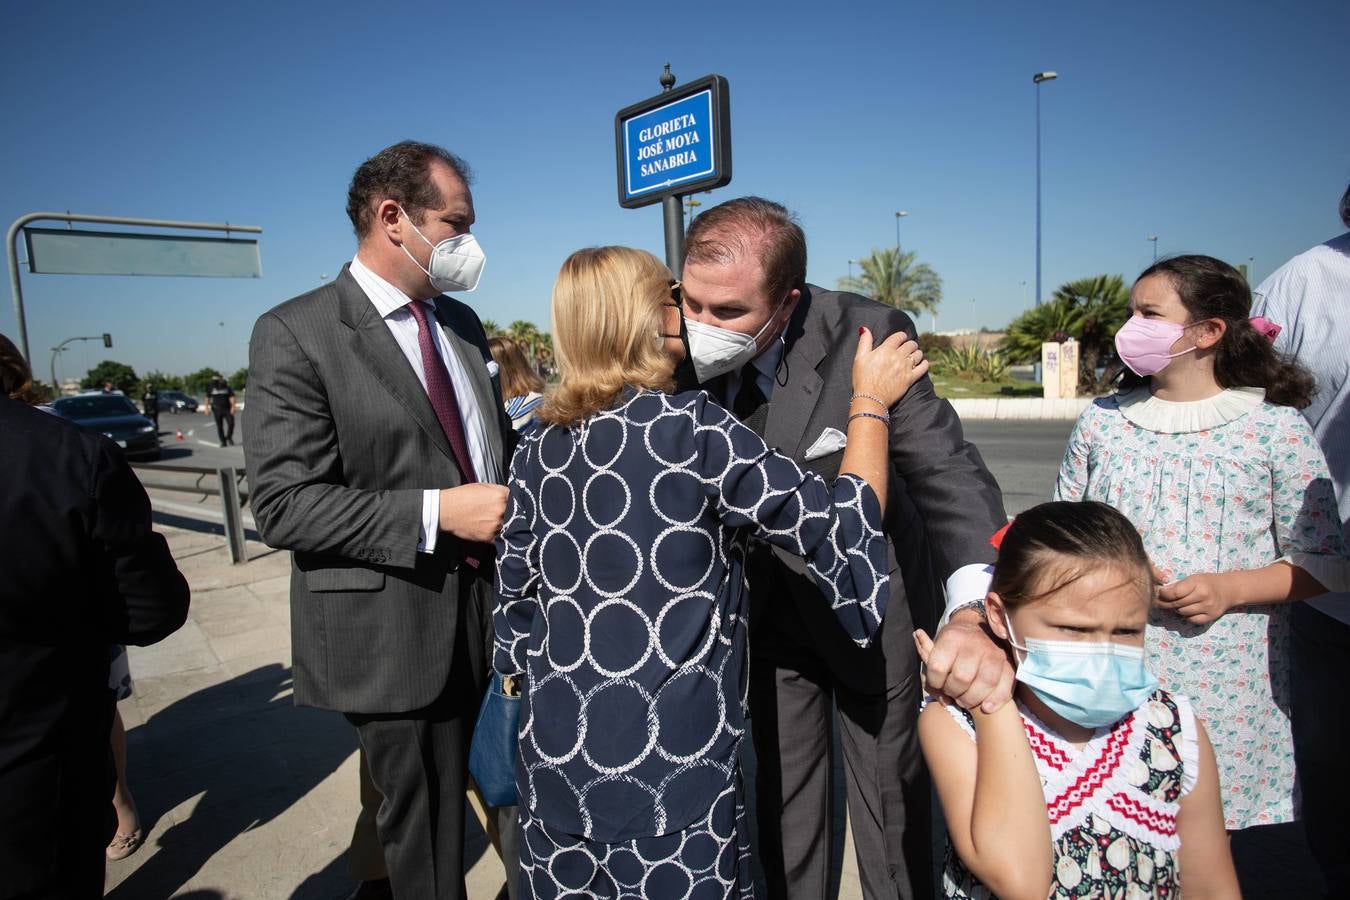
[749,284,1006,691]
[245,266,513,715]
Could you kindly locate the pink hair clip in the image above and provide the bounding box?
[1249,316,1281,342]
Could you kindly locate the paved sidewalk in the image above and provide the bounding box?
[104,519,512,899]
[107,505,1322,898]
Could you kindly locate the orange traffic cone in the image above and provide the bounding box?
[176,429,185,441]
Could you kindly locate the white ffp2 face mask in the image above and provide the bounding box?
[399,206,486,293]
[685,301,786,384]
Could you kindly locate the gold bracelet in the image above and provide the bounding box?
[848,411,889,426]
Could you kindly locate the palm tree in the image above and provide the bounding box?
[507,320,544,374]
[507,320,540,350]
[534,332,555,378]
[480,319,503,338]
[1058,275,1130,391]
[1000,274,1130,392]
[1000,300,1082,364]
[837,247,942,321]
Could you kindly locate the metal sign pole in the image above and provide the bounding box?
[663,195,686,278]
[218,466,248,564]
[657,65,685,277]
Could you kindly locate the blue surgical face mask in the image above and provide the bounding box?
[1003,612,1158,729]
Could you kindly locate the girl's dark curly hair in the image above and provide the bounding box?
[1119,255,1314,408]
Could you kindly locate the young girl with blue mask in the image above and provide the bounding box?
[915,501,1240,899]
[1055,256,1348,846]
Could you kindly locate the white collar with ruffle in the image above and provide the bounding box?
[1115,386,1265,433]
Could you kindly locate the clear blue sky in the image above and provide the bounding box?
[3,0,1347,378]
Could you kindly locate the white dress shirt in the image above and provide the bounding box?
[1253,232,1350,623]
[349,255,500,554]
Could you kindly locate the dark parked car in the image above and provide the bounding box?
[52,394,161,460]
[157,390,198,413]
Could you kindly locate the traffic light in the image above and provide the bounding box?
[102,333,112,348]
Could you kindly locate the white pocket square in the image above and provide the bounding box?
[804,427,847,461]
[486,360,500,378]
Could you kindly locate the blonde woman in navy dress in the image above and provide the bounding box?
[493,246,929,899]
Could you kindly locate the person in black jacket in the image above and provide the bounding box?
[141,382,159,431]
[204,373,235,446]
[0,332,190,898]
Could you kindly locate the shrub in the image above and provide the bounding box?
[934,345,1010,383]
[918,332,954,355]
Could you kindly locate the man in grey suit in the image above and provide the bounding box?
[245,141,516,900]
[680,197,1013,899]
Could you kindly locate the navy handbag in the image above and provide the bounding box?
[468,671,520,808]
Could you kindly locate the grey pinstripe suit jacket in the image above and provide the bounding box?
[244,266,513,715]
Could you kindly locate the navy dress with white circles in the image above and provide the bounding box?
[494,389,890,899]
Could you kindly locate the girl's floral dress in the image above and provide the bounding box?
[1055,387,1345,828]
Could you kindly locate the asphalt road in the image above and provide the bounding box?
[962,419,1076,515]
[137,410,1075,518]
[141,407,248,471]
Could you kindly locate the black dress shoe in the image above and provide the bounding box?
[344,879,393,900]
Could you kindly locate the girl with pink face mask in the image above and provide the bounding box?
[1053,256,1348,867]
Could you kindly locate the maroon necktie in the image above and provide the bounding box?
[406,300,477,484]
[406,300,484,568]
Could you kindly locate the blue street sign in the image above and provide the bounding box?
[615,75,731,209]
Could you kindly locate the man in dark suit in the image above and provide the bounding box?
[680,198,1012,899]
[245,142,516,900]
[0,333,190,898]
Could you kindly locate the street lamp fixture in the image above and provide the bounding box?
[1033,70,1058,306]
[847,259,858,282]
[1148,235,1158,262]
[894,211,908,250]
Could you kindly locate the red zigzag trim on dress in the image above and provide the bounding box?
[1044,718,1135,824]
[1024,722,1072,771]
[1106,793,1178,836]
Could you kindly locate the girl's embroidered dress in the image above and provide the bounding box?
[1055,388,1346,827]
[939,690,1198,899]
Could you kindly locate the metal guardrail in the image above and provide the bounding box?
[131,463,251,564]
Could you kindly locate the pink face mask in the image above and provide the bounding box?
[1114,317,1197,376]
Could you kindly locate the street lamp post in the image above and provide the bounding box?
[1148,235,1158,262]
[894,210,908,251]
[1033,71,1058,306]
[847,259,857,283]
[218,321,226,371]
[684,197,702,229]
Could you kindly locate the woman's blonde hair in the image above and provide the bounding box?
[537,246,675,427]
[487,335,545,399]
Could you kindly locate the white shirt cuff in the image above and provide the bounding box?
[418,489,440,554]
[1286,552,1350,594]
[938,563,995,629]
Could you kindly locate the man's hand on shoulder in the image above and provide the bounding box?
[438,483,509,543]
[924,609,1014,713]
